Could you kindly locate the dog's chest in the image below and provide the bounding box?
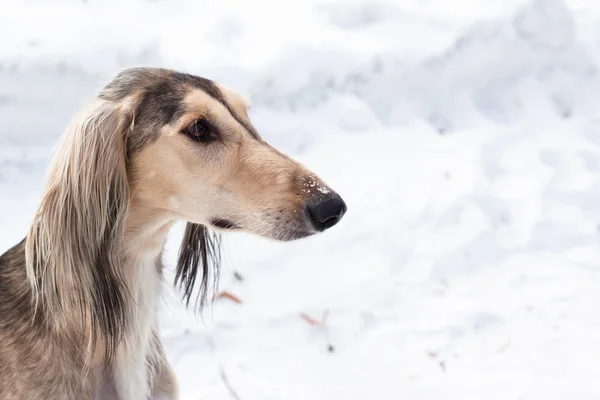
[111,253,163,400]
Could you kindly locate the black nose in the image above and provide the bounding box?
[307,194,347,232]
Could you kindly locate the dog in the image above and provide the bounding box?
[0,67,346,400]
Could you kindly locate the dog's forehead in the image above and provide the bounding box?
[183,84,248,115]
[102,67,221,101]
[182,89,223,114]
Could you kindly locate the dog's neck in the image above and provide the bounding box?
[109,203,175,398]
[123,204,174,259]
[121,202,174,309]
[119,202,175,338]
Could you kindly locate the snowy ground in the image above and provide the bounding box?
[2,0,600,398]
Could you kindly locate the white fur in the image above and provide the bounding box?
[113,248,163,400]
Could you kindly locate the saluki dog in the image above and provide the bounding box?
[0,67,347,399]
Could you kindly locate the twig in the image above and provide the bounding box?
[300,313,321,325]
[220,367,243,400]
[217,291,242,304]
[300,309,329,326]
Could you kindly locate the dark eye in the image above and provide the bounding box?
[183,119,213,142]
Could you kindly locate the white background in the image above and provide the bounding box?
[1,0,599,398]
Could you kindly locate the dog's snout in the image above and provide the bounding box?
[307,194,347,232]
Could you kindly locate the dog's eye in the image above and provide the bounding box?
[183,119,213,142]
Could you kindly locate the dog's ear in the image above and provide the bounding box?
[175,223,222,311]
[25,99,133,361]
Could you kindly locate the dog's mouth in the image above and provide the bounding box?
[210,218,240,230]
[209,216,315,241]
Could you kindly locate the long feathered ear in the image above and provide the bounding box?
[175,223,222,311]
[25,99,133,362]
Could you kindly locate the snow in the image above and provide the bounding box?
[1,0,600,398]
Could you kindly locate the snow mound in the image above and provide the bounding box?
[2,0,600,399]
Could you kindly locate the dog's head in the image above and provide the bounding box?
[102,68,347,242]
[26,68,346,357]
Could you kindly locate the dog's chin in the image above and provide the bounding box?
[270,229,315,242]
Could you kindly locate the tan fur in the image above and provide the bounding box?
[0,67,346,400]
[26,99,133,360]
[132,88,326,240]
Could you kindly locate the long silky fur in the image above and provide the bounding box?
[175,223,222,311]
[24,99,133,363]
